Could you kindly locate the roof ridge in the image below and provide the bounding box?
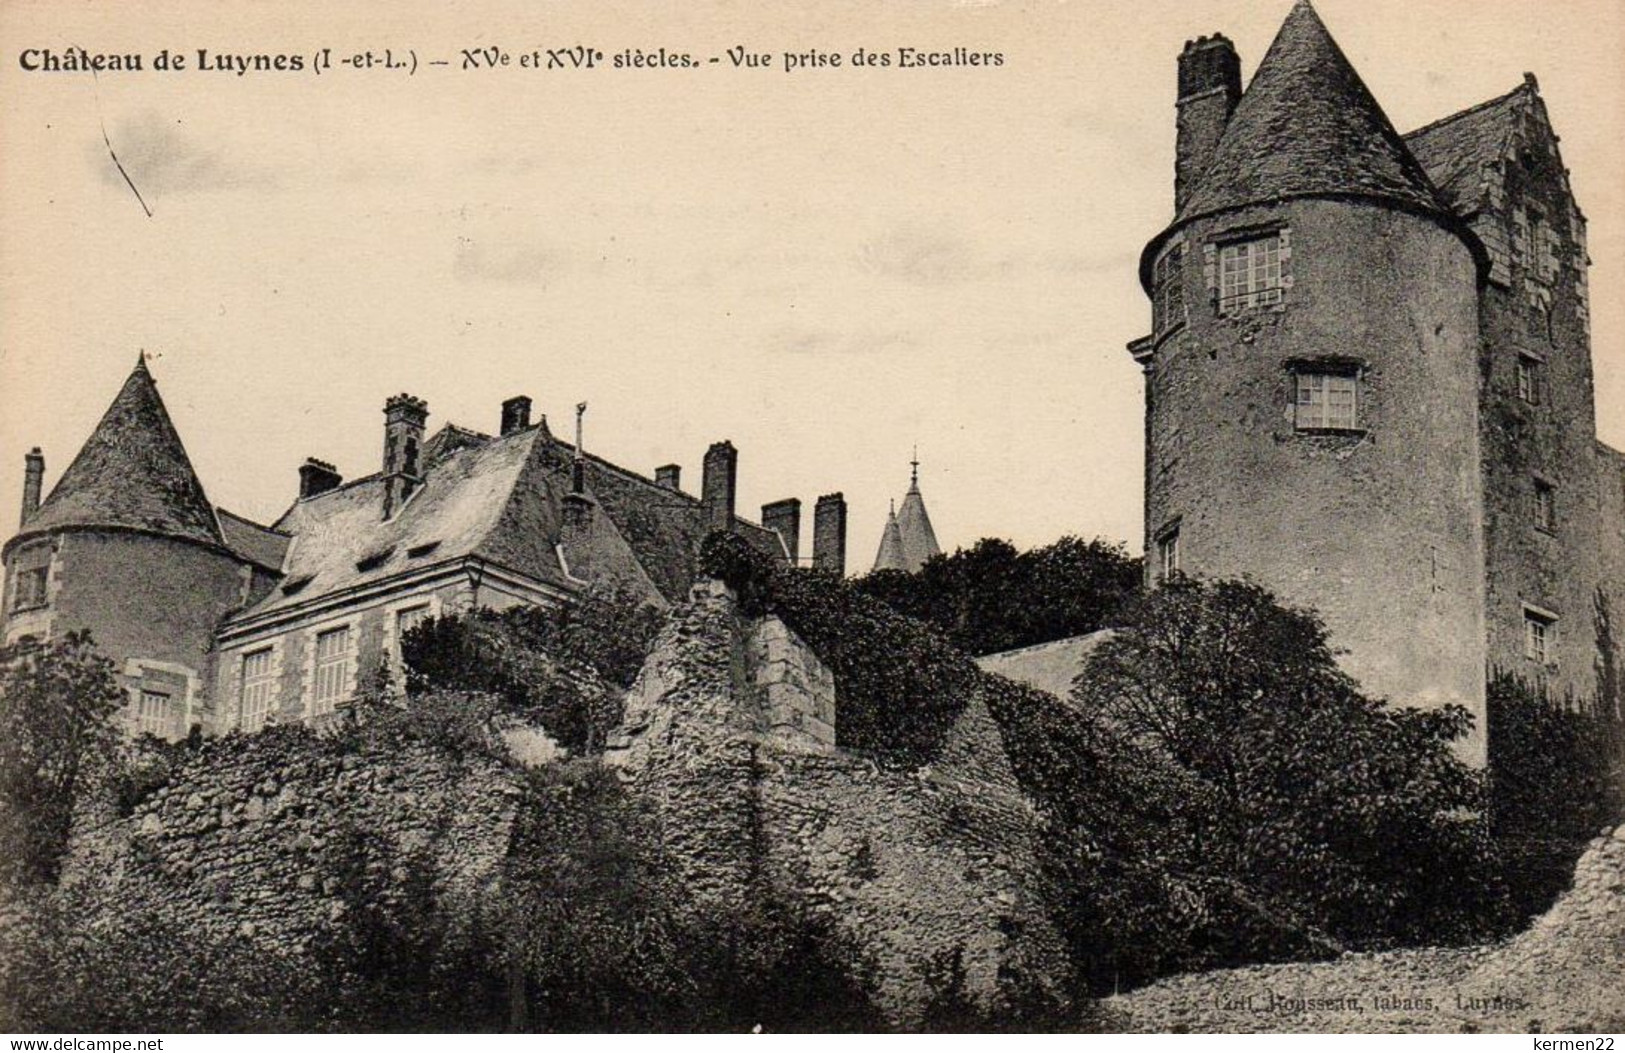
[1404,79,1533,141]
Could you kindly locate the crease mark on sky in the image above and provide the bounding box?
[79,52,153,218]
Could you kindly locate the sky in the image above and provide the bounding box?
[1,0,1622,567]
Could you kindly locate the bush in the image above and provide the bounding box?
[990,577,1507,991]
[1487,670,1625,922]
[856,536,1140,656]
[399,584,662,754]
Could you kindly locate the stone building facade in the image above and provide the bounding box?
[1,358,850,740]
[1130,0,1624,762]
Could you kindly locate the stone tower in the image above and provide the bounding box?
[1129,1,1490,760]
[1,357,254,739]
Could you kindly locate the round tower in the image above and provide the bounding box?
[1132,1,1490,761]
[2,357,251,740]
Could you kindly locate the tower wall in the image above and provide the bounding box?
[1142,199,1487,760]
[1471,103,1615,702]
[5,530,248,739]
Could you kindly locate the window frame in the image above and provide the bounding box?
[239,646,277,733]
[1532,477,1557,535]
[1217,232,1286,315]
[310,624,354,718]
[1154,520,1182,583]
[1522,605,1558,666]
[135,689,171,738]
[1153,241,1186,336]
[10,565,48,612]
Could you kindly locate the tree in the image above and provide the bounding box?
[0,631,124,886]
[854,536,1140,656]
[1058,578,1503,984]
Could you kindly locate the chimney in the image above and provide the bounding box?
[655,464,682,490]
[382,393,428,517]
[812,493,847,576]
[20,448,43,527]
[1176,34,1242,211]
[702,441,737,533]
[298,458,342,499]
[761,498,801,565]
[500,396,532,436]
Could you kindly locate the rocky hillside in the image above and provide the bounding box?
[1108,825,1625,1033]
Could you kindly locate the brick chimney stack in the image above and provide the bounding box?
[655,464,682,490]
[20,447,43,527]
[500,396,532,436]
[812,493,847,575]
[382,393,428,518]
[761,498,801,565]
[298,458,342,499]
[1176,34,1242,211]
[702,441,737,533]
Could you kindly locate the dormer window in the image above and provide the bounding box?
[1218,232,1285,314]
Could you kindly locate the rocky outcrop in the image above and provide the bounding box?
[1108,824,1625,1033]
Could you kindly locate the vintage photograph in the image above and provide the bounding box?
[0,0,1621,1037]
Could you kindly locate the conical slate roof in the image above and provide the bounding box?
[871,460,942,574]
[894,476,941,572]
[872,503,907,572]
[18,357,222,548]
[1177,0,1451,225]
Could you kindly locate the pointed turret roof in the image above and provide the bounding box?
[1177,0,1451,225]
[15,356,223,549]
[871,457,942,574]
[894,464,942,572]
[873,502,907,572]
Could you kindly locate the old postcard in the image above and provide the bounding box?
[0,0,1621,1038]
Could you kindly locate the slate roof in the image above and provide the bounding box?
[894,478,942,573]
[13,357,224,551]
[216,508,290,572]
[871,466,942,574]
[240,427,568,619]
[872,504,906,572]
[231,419,787,622]
[1177,0,1451,226]
[1404,80,1531,217]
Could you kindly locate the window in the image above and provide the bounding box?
[312,626,351,716]
[1294,372,1359,431]
[1219,234,1283,313]
[240,648,275,733]
[1156,525,1181,582]
[396,604,431,640]
[1516,355,1543,405]
[136,690,171,738]
[1533,479,1556,534]
[1523,608,1556,665]
[11,566,47,611]
[1153,244,1185,334]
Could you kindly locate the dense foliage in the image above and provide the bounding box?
[0,631,124,885]
[1487,669,1625,923]
[702,531,980,766]
[991,577,1507,989]
[398,585,662,754]
[855,536,1140,656]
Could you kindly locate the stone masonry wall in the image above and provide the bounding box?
[606,580,1068,1023]
[63,731,522,953]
